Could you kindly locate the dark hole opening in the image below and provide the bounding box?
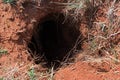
[28,13,80,68]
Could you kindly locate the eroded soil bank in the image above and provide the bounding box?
[0,0,120,80]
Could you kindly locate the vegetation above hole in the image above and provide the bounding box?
[2,0,15,4]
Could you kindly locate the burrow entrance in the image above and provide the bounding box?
[28,13,80,68]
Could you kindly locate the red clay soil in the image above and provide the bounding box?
[54,1,120,80]
[0,0,47,77]
[0,0,120,80]
[55,61,120,80]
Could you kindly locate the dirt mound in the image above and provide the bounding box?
[55,61,120,80]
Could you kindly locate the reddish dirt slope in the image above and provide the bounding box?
[55,61,120,80]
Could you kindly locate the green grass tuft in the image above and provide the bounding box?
[0,77,4,80]
[28,67,36,80]
[2,0,16,4]
[0,49,8,56]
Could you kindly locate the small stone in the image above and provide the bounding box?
[97,62,111,72]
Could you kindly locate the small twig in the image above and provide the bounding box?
[108,31,120,38]
[62,34,83,63]
[50,2,81,6]
[104,50,120,63]
[96,31,120,40]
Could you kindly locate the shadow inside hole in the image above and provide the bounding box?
[28,13,80,69]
